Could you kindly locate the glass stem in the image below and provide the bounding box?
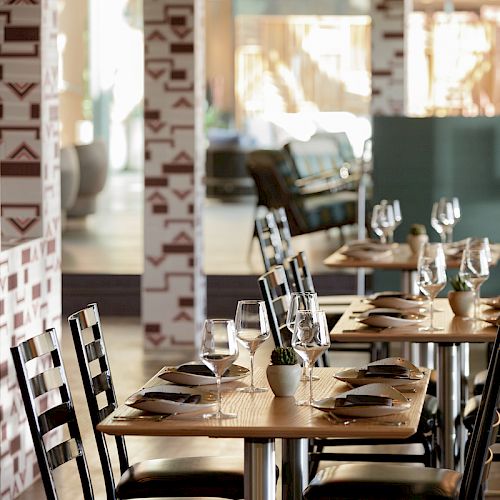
[440,233,446,244]
[380,234,387,244]
[429,299,435,331]
[446,229,453,244]
[216,376,222,416]
[308,364,314,405]
[387,232,394,244]
[249,353,255,390]
[473,289,478,320]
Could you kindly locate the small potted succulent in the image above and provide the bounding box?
[448,274,474,317]
[407,224,429,254]
[266,347,301,397]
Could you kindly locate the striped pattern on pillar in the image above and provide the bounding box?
[143,0,206,353]
[371,0,406,115]
[0,0,62,497]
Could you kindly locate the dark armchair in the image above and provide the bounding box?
[246,148,358,237]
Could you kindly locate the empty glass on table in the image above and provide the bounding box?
[459,242,490,322]
[430,197,460,244]
[199,319,239,419]
[371,203,396,244]
[234,300,270,393]
[286,291,320,381]
[417,243,447,331]
[291,310,330,406]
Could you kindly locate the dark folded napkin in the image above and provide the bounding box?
[364,365,410,378]
[177,364,232,377]
[177,364,215,376]
[335,394,393,407]
[140,392,201,404]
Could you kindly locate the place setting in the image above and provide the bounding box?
[334,356,425,390]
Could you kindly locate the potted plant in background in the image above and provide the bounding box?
[266,346,301,397]
[407,223,429,254]
[448,274,474,317]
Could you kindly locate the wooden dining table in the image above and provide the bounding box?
[323,242,500,295]
[330,297,498,471]
[98,365,430,500]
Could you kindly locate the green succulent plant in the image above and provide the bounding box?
[409,223,427,236]
[449,274,471,292]
[270,347,298,365]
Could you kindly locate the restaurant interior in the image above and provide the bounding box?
[2,0,500,499]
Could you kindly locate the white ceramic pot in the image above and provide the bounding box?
[407,234,429,255]
[266,364,301,397]
[448,290,474,317]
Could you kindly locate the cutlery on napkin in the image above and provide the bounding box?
[335,394,393,407]
[131,392,201,404]
[363,365,410,378]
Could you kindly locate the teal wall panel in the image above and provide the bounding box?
[372,116,500,296]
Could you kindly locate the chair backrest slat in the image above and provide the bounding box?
[47,438,83,470]
[85,338,105,363]
[38,402,74,435]
[460,326,500,499]
[10,328,94,500]
[68,303,129,499]
[30,366,65,398]
[272,207,294,258]
[92,370,112,395]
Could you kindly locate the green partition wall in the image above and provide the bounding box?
[372,116,500,296]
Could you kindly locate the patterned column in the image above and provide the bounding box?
[371,0,408,115]
[0,0,61,497]
[142,0,206,353]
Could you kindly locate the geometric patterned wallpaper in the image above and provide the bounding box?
[142,0,206,354]
[0,0,61,497]
[371,0,406,116]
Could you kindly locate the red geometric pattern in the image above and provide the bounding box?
[371,1,405,116]
[0,2,61,497]
[143,0,205,351]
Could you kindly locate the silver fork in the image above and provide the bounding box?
[113,413,173,422]
[325,413,406,427]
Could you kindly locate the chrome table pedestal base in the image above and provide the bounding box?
[245,438,276,500]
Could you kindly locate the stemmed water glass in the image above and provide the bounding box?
[459,243,490,322]
[430,198,460,243]
[371,203,395,244]
[199,319,239,419]
[234,300,270,393]
[286,292,320,381]
[417,243,447,331]
[291,310,330,406]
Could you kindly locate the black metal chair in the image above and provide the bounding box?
[68,303,245,499]
[287,250,385,361]
[304,325,500,500]
[258,267,438,479]
[271,206,295,259]
[10,328,94,500]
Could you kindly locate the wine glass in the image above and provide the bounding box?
[468,237,492,264]
[459,245,490,322]
[417,243,447,331]
[371,204,395,244]
[234,300,270,393]
[199,319,239,419]
[291,310,330,406]
[286,292,320,381]
[431,199,456,243]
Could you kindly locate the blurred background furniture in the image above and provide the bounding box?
[246,148,359,238]
[67,140,109,218]
[60,145,80,228]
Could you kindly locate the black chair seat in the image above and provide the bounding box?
[304,463,462,500]
[117,456,244,499]
[474,369,487,395]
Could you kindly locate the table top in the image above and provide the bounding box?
[331,298,498,343]
[323,242,500,271]
[98,366,430,440]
